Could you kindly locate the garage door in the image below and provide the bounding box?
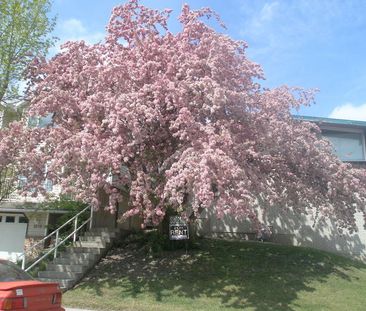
[0,213,28,262]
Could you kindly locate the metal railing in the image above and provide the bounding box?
[18,205,94,272]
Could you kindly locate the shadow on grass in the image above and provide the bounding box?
[72,239,366,311]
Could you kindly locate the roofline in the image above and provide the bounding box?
[293,115,366,127]
[0,203,69,214]
[0,208,68,214]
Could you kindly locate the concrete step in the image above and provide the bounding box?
[84,231,117,238]
[38,278,74,290]
[53,256,95,265]
[38,270,83,279]
[90,227,120,234]
[56,251,100,269]
[46,263,88,273]
[36,227,119,290]
[90,226,112,231]
[79,236,112,243]
[66,246,104,255]
[60,247,102,259]
[73,240,108,249]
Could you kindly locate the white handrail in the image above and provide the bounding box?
[25,216,91,272]
[19,205,93,271]
[18,205,91,261]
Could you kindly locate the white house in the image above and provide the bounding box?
[196,116,366,261]
[0,190,69,262]
[0,114,69,262]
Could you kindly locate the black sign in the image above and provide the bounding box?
[169,216,189,240]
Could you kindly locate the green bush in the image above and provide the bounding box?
[42,197,89,235]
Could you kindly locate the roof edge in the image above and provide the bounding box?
[293,115,366,127]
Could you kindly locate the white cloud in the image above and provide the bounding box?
[329,103,366,121]
[61,18,87,35]
[50,18,105,55]
[254,1,279,27]
[260,1,279,21]
[239,0,366,56]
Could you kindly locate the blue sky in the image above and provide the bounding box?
[51,0,366,120]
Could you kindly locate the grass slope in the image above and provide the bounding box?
[63,238,366,311]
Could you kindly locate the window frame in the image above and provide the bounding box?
[321,125,366,162]
[5,216,15,223]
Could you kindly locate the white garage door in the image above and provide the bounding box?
[0,213,28,262]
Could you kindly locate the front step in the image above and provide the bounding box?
[54,249,100,265]
[38,227,119,290]
[80,236,112,243]
[66,246,105,255]
[73,240,109,248]
[90,227,120,233]
[47,263,88,273]
[53,256,95,265]
[84,231,117,238]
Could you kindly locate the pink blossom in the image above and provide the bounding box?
[2,0,364,232]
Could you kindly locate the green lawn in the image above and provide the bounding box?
[63,238,366,311]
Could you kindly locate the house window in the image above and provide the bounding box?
[0,216,2,222]
[5,216,15,223]
[19,216,28,224]
[322,130,365,161]
[44,179,53,192]
[17,176,27,189]
[27,113,53,128]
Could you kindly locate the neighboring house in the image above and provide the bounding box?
[0,112,134,262]
[0,185,68,262]
[298,115,366,164]
[89,115,366,260]
[1,192,66,237]
[197,115,366,261]
[0,205,67,262]
[0,114,68,262]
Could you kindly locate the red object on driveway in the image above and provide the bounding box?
[0,259,64,311]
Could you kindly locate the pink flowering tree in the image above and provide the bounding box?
[0,125,18,202]
[0,122,37,201]
[18,0,366,232]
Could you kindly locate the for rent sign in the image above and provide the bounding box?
[169,216,189,240]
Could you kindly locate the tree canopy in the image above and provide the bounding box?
[12,0,366,232]
[0,0,54,201]
[0,0,55,108]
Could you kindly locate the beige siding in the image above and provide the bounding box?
[25,212,48,238]
[92,190,142,230]
[117,195,142,231]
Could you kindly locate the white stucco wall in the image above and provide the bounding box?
[196,206,366,261]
